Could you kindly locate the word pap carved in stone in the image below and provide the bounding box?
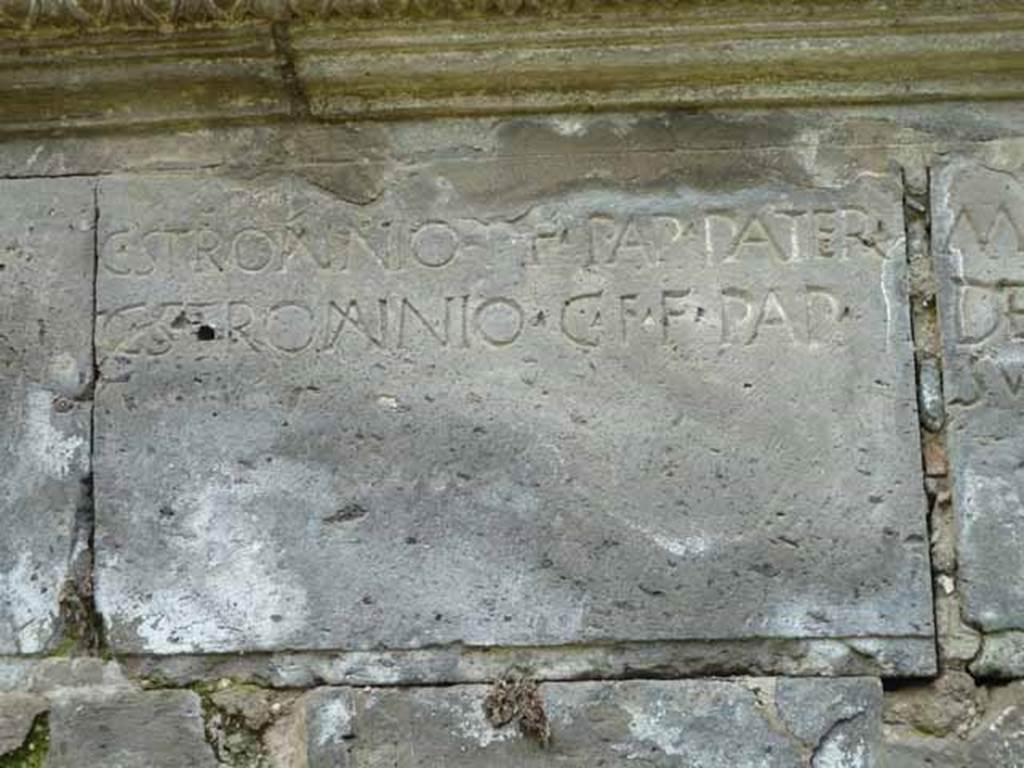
[97,186,892,362]
[97,284,846,359]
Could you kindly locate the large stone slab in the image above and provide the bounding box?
[933,160,1024,642]
[93,132,932,670]
[275,678,883,767]
[0,179,94,654]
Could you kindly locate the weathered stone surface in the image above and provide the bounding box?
[0,692,47,755]
[272,678,883,767]
[4,109,1024,183]
[0,179,94,655]
[93,132,932,670]
[775,677,884,760]
[46,688,218,768]
[885,680,1024,768]
[964,685,1024,768]
[933,160,1024,642]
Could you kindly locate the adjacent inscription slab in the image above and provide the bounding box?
[0,179,93,654]
[934,161,1024,635]
[94,157,932,667]
[286,678,883,767]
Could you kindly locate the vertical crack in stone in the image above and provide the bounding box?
[905,169,945,434]
[271,22,312,120]
[808,711,864,768]
[55,181,105,656]
[903,163,944,671]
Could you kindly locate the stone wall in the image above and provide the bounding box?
[3,4,1024,765]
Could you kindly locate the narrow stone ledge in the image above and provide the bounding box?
[110,637,936,688]
[0,657,130,694]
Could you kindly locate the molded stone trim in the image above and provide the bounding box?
[1,3,1024,133]
[0,0,1002,31]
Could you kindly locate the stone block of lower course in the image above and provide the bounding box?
[45,688,217,768]
[276,678,883,767]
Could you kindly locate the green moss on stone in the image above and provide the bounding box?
[0,714,50,768]
[50,636,77,658]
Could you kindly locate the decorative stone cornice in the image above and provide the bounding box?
[0,0,1018,31]
[1,2,1024,134]
[0,0,805,29]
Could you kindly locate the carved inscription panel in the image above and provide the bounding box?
[934,162,1024,632]
[93,169,932,660]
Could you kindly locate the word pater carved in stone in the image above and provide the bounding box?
[91,163,934,672]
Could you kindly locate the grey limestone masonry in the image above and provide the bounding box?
[5,62,1024,763]
[0,672,885,767]
[46,687,218,768]
[275,678,884,767]
[92,159,933,664]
